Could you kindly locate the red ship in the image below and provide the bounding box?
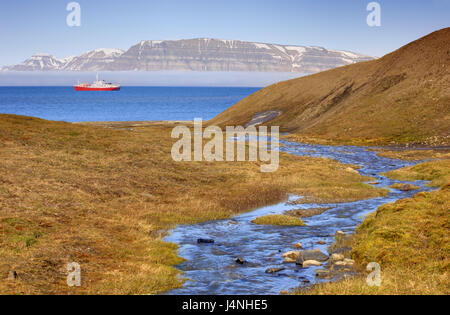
[74,74,120,91]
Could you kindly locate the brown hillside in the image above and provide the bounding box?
[210,28,450,145]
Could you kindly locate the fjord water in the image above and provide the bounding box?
[0,86,260,122]
[165,142,434,295]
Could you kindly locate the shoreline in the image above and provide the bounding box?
[74,120,450,149]
[74,120,193,126]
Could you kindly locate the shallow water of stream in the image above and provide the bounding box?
[164,141,434,295]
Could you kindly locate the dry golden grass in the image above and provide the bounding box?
[0,114,386,294]
[297,159,450,295]
[296,267,449,295]
[376,149,450,161]
[251,215,305,226]
[383,159,450,187]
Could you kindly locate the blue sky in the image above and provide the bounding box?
[0,0,449,66]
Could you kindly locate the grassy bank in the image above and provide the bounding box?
[252,215,305,226]
[0,114,386,294]
[297,157,449,295]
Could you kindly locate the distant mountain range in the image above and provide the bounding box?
[2,38,374,73]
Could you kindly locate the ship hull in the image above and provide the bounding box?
[74,86,120,91]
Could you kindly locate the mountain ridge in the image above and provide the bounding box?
[2,38,373,73]
[210,28,450,145]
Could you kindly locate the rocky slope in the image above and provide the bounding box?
[210,28,450,145]
[2,39,373,73]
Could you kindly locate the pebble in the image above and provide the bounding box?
[293,242,303,249]
[282,251,300,263]
[302,260,322,268]
[7,271,18,281]
[266,267,286,274]
[236,258,246,265]
[315,269,331,278]
[197,238,214,244]
[331,253,345,262]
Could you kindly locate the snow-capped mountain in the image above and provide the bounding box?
[3,53,65,71]
[2,39,374,73]
[61,48,125,71]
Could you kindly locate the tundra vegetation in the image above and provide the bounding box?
[297,154,449,295]
[251,214,305,226]
[0,115,385,294]
[210,29,449,147]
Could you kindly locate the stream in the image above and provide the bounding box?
[164,141,434,295]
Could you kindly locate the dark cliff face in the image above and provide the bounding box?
[3,39,373,73]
